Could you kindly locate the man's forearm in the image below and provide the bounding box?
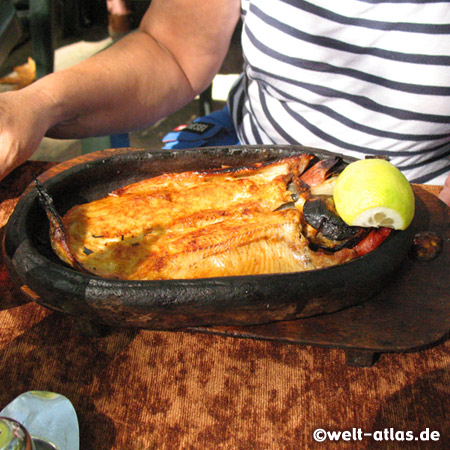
[30,30,197,139]
[12,0,240,141]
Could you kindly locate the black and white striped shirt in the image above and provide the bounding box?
[227,0,450,184]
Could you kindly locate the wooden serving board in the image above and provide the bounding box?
[191,185,450,366]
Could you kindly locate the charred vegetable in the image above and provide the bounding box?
[302,196,368,251]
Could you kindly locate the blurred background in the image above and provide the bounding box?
[0,0,243,162]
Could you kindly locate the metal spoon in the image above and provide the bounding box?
[0,391,79,450]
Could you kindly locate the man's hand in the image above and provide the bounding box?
[438,171,450,206]
[0,88,54,181]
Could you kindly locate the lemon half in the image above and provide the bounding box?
[333,159,415,230]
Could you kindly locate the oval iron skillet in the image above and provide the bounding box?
[3,145,416,330]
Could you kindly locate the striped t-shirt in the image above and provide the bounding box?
[227,0,450,184]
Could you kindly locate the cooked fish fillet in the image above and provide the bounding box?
[50,155,356,280]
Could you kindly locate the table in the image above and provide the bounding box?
[1,161,449,450]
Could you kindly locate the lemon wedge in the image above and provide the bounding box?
[333,159,415,230]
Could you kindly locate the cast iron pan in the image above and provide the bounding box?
[2,145,417,329]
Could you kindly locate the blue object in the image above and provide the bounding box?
[162,106,239,149]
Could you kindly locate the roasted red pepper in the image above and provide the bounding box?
[354,227,392,257]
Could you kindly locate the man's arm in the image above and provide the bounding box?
[0,0,241,180]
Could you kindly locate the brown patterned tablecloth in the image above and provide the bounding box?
[0,161,448,450]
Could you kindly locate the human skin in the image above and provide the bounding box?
[438,173,450,205]
[0,0,241,180]
[106,0,130,16]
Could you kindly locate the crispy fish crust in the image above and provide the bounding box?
[50,155,356,280]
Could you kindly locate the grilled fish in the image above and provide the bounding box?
[47,154,389,280]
